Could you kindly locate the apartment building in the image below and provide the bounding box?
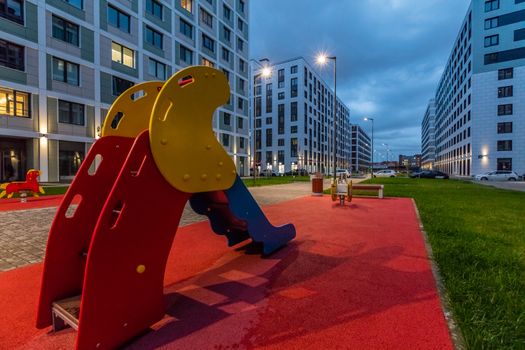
[0,0,250,182]
[250,57,352,175]
[432,0,524,177]
[350,124,371,173]
[421,98,436,169]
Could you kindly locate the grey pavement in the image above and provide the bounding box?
[0,179,340,272]
[473,180,525,192]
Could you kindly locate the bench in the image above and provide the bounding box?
[352,184,384,199]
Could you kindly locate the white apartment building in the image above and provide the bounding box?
[0,0,250,182]
[250,57,352,175]
[432,0,524,176]
[421,98,436,169]
[350,124,371,173]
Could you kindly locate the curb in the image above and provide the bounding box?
[411,198,467,350]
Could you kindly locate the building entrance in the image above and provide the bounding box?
[0,138,27,182]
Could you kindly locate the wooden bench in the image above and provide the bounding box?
[352,184,384,199]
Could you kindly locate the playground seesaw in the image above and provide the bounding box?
[36,66,296,350]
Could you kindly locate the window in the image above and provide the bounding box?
[237,37,244,52]
[180,19,193,38]
[0,0,24,24]
[52,57,79,86]
[221,134,230,147]
[239,137,245,149]
[108,5,130,33]
[515,28,525,41]
[239,58,246,73]
[223,112,231,126]
[179,45,193,64]
[223,26,231,42]
[201,57,214,67]
[237,117,244,129]
[239,0,245,13]
[146,0,162,19]
[291,125,297,133]
[0,87,30,117]
[278,92,284,100]
[290,138,298,157]
[64,0,82,9]
[200,8,213,28]
[265,129,272,147]
[291,77,298,98]
[0,39,24,70]
[485,0,499,12]
[497,104,513,115]
[52,16,79,46]
[145,26,162,49]
[221,47,230,62]
[238,18,244,32]
[222,68,230,82]
[497,158,512,171]
[148,58,166,79]
[254,85,261,95]
[181,0,192,13]
[485,17,498,29]
[497,140,512,151]
[290,65,298,74]
[484,34,499,47]
[58,100,84,125]
[498,68,513,80]
[278,69,284,88]
[237,97,244,110]
[111,42,134,68]
[291,102,297,121]
[485,47,525,64]
[497,122,512,133]
[238,78,245,91]
[223,4,231,20]
[59,149,84,178]
[202,34,214,52]
[498,86,513,98]
[112,76,133,96]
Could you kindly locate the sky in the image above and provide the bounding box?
[249,0,471,160]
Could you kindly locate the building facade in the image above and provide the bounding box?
[0,0,250,182]
[421,98,436,169]
[432,0,524,177]
[251,57,352,175]
[399,154,422,170]
[350,124,371,173]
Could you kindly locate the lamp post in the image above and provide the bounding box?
[364,117,374,175]
[382,143,390,167]
[317,54,337,182]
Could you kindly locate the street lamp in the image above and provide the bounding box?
[382,143,390,166]
[364,117,374,174]
[316,53,337,182]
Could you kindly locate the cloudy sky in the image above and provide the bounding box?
[250,0,471,160]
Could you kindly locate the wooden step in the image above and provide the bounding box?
[52,295,81,331]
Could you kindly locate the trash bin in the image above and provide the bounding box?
[311,172,323,196]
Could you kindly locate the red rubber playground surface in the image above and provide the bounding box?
[0,196,453,349]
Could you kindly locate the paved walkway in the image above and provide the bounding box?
[0,179,340,272]
[474,180,525,192]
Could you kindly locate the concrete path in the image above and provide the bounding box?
[474,180,525,192]
[0,179,341,272]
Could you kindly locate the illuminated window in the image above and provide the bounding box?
[201,57,214,67]
[181,0,192,13]
[111,42,134,68]
[0,87,30,118]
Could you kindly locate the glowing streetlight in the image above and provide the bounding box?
[316,53,337,181]
[261,66,271,78]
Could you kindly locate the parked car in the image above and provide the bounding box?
[335,169,351,178]
[473,170,519,181]
[284,169,309,176]
[373,169,397,178]
[260,169,277,177]
[411,170,449,179]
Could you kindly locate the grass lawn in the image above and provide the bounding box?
[364,177,524,349]
[243,175,311,187]
[42,186,69,196]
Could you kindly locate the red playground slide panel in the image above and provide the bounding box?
[76,131,190,350]
[37,136,134,328]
